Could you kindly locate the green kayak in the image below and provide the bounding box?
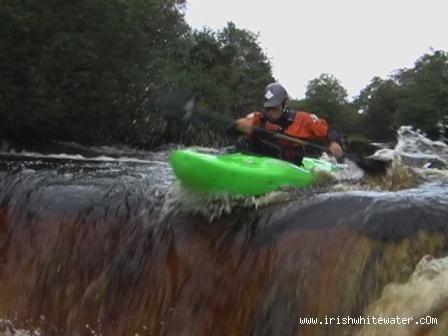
[170,149,337,196]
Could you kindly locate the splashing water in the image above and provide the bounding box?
[370,126,448,169]
[159,126,448,221]
[358,254,448,336]
[0,127,447,335]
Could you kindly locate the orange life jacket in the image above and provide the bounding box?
[241,109,329,164]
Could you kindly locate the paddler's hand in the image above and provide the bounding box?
[328,141,344,159]
[235,118,254,135]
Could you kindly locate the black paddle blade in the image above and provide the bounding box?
[154,91,196,121]
[346,153,391,175]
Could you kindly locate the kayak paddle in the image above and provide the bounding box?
[154,91,390,175]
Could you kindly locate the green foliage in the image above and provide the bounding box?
[288,99,308,111]
[304,73,348,122]
[1,4,273,148]
[298,74,362,136]
[354,50,448,141]
[354,77,401,141]
[168,22,274,119]
[393,50,448,138]
[0,0,189,145]
[294,51,448,143]
[155,22,274,147]
[2,0,447,148]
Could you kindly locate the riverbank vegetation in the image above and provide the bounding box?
[1,0,447,149]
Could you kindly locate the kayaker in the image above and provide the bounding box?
[227,82,344,165]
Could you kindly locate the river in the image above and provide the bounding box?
[0,127,447,335]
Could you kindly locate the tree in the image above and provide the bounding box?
[0,0,189,145]
[304,73,348,124]
[354,77,401,141]
[300,73,365,135]
[167,22,274,119]
[218,22,274,116]
[393,50,448,139]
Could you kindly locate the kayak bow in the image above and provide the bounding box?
[170,150,337,196]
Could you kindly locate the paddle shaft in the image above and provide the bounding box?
[175,103,331,152]
[155,91,390,174]
[196,110,388,174]
[248,126,330,152]
[156,92,329,151]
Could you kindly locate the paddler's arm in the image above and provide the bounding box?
[328,141,344,158]
[226,116,256,136]
[289,112,345,159]
[327,129,344,159]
